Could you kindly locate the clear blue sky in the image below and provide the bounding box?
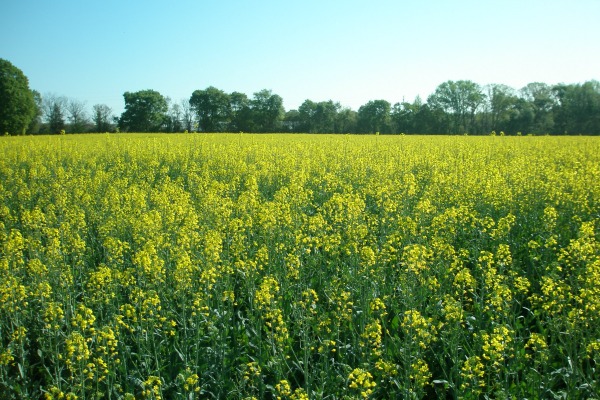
[2,0,599,115]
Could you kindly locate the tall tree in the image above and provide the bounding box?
[92,104,114,132]
[42,93,66,118]
[482,84,519,133]
[0,58,36,135]
[392,100,417,133]
[298,100,317,132]
[180,99,195,132]
[67,99,89,133]
[428,80,485,133]
[391,96,442,134]
[250,89,284,132]
[48,102,65,134]
[297,100,346,133]
[357,100,391,133]
[229,91,252,132]
[553,81,600,135]
[313,101,339,133]
[506,98,535,134]
[189,87,231,132]
[27,90,43,134]
[40,94,67,134]
[520,82,556,134]
[119,89,168,132]
[165,102,183,133]
[283,109,301,132]
[335,107,358,133]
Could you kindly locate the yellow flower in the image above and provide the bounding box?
[275,379,292,399]
[525,332,549,362]
[299,288,319,316]
[361,320,383,356]
[401,309,437,349]
[369,297,387,317]
[254,276,280,310]
[460,355,485,393]
[409,358,432,390]
[401,244,433,275]
[142,375,162,399]
[480,325,514,371]
[348,368,376,398]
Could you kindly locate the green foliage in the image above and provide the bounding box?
[298,99,340,133]
[0,59,36,135]
[427,80,485,134]
[520,82,556,134]
[2,53,599,135]
[189,86,231,132]
[189,87,285,133]
[228,91,251,132]
[119,89,168,132]
[249,89,285,132]
[357,99,392,133]
[553,81,600,134]
[48,103,65,134]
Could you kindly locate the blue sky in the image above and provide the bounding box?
[2,0,599,115]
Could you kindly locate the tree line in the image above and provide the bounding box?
[2,58,600,135]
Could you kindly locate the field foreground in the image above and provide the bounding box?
[1,134,599,399]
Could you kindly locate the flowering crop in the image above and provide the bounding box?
[0,133,599,398]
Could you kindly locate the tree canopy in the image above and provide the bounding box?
[189,86,231,132]
[250,89,284,132]
[0,59,36,135]
[119,90,168,132]
[92,104,114,133]
[358,100,392,134]
[1,56,599,135]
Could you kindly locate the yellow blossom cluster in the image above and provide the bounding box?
[348,368,376,398]
[401,309,437,349]
[480,325,514,371]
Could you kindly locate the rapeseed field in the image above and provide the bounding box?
[0,133,599,399]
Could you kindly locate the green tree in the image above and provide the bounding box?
[520,82,556,134]
[48,103,65,134]
[484,84,519,133]
[312,100,339,133]
[335,107,358,133]
[298,100,317,132]
[189,86,231,132]
[392,96,447,134]
[27,90,43,134]
[298,100,353,133]
[506,98,535,134]
[119,89,168,132]
[229,91,252,132]
[0,58,36,135]
[553,81,600,135]
[428,80,485,133]
[92,104,114,132]
[283,109,301,132]
[392,100,420,133]
[357,99,391,133]
[250,89,284,132]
